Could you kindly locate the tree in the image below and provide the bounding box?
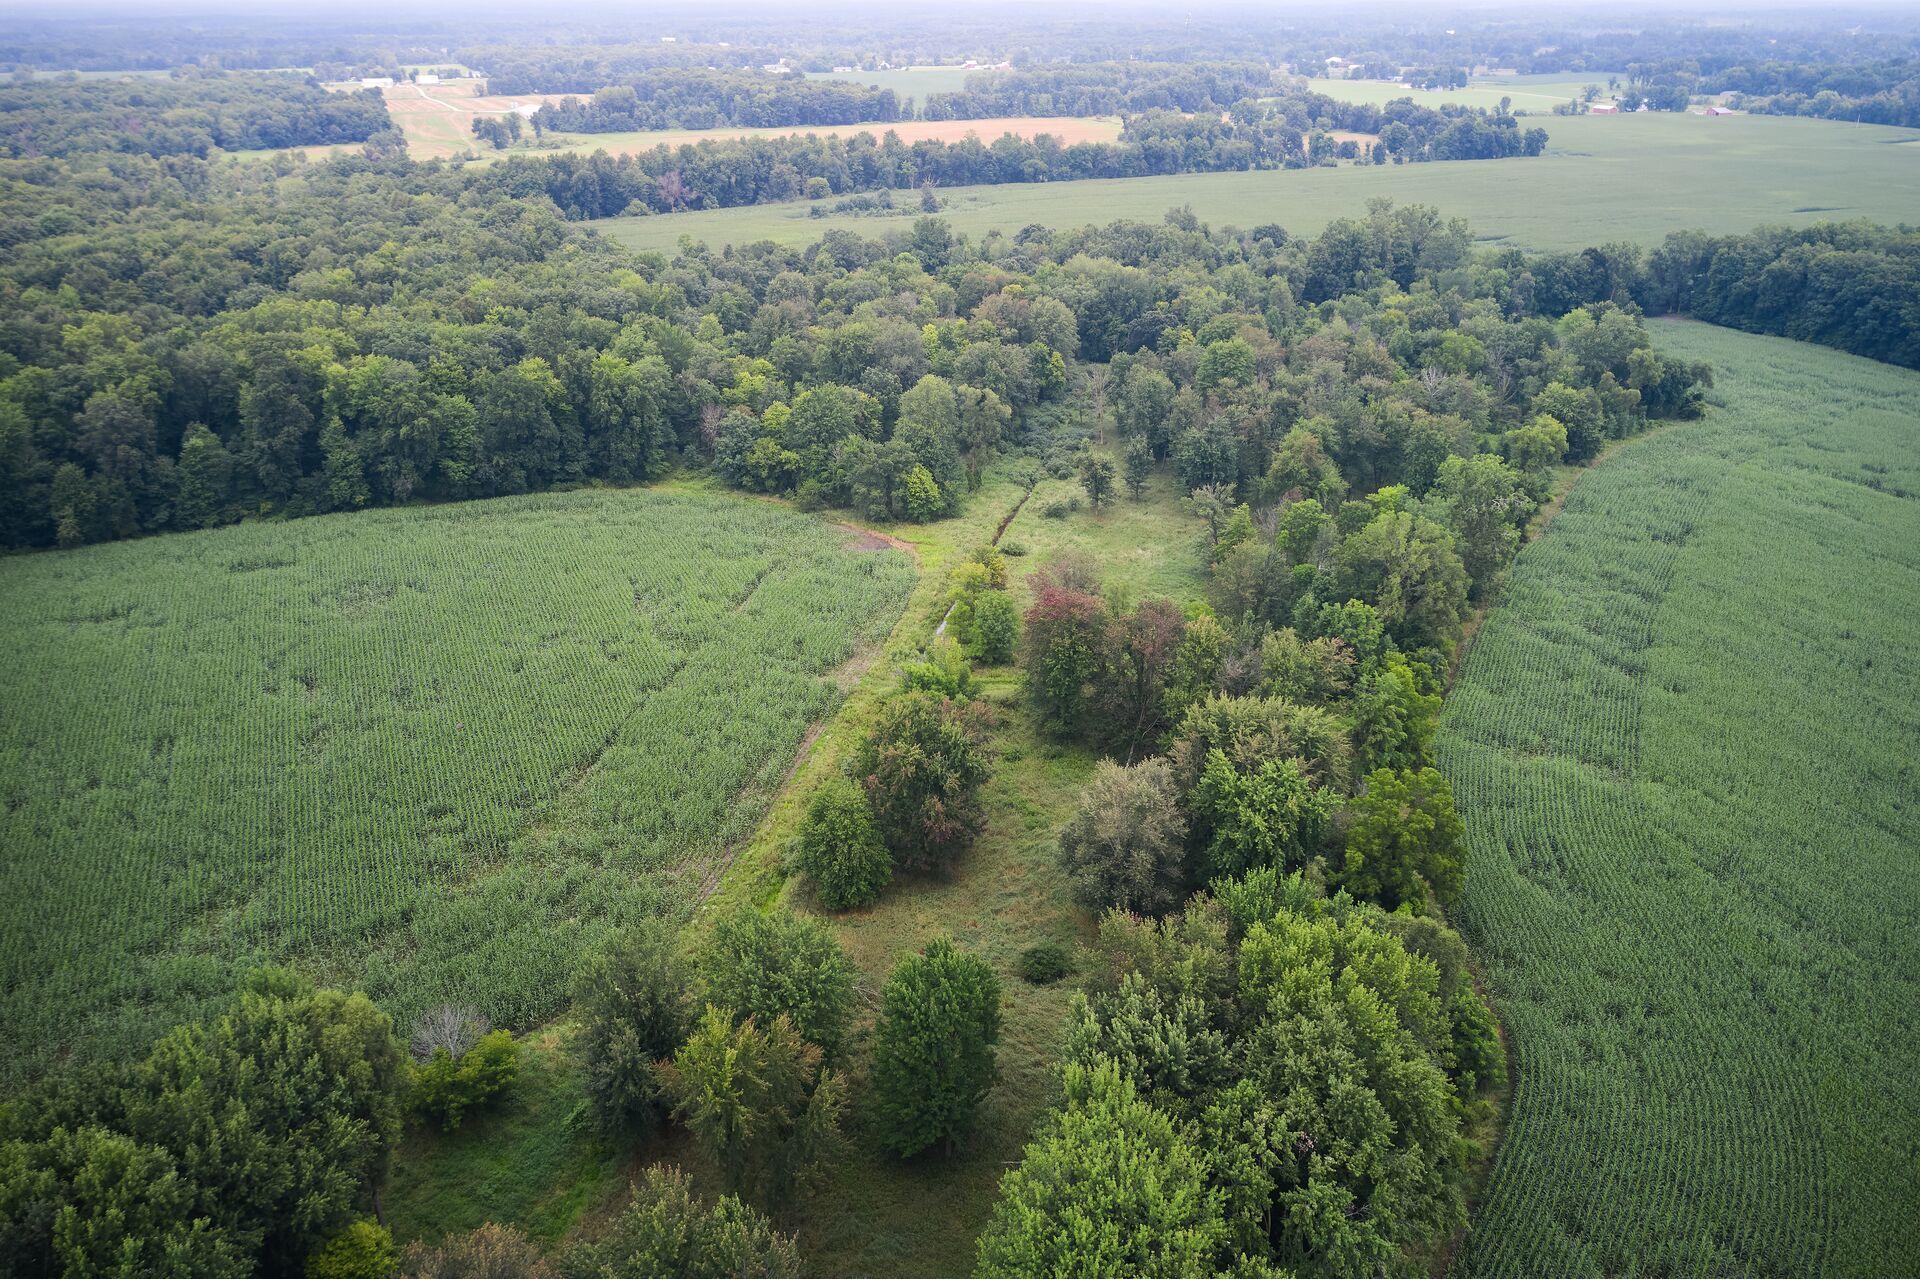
[1332,511,1469,651]
[1340,768,1465,910]
[1160,611,1230,730]
[852,691,995,872]
[1058,758,1190,915]
[1079,449,1117,508]
[1257,628,1355,705]
[869,939,1003,1158]
[1022,582,1114,735]
[903,464,944,521]
[1428,453,1528,600]
[794,776,891,911]
[1351,652,1441,774]
[702,907,857,1056]
[0,970,408,1277]
[574,922,694,1133]
[557,1166,802,1279]
[400,1224,553,1279]
[971,590,1020,665]
[1100,598,1187,757]
[1187,749,1337,880]
[655,1008,844,1202]
[1123,436,1152,498]
[973,1060,1223,1279]
[174,422,234,530]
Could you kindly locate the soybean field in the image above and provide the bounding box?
[0,489,914,1087]
[1439,322,1920,1278]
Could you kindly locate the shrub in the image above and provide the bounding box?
[701,907,857,1056]
[400,1223,552,1279]
[1057,758,1190,915]
[794,776,892,911]
[869,938,1003,1157]
[410,1029,520,1131]
[901,636,978,700]
[574,922,694,1134]
[307,1221,397,1279]
[558,1166,802,1278]
[999,539,1029,557]
[970,590,1019,665]
[1017,942,1074,985]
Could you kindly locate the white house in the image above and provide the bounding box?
[360,77,394,89]
[416,73,440,85]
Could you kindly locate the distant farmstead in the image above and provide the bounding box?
[1589,102,1619,114]
[360,77,394,89]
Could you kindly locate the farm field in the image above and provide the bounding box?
[1309,71,1625,113]
[1438,322,1920,1278]
[806,65,978,100]
[591,113,1920,254]
[0,488,915,1089]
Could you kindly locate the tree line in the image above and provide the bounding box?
[1521,223,1920,371]
[920,59,1274,119]
[1704,58,1920,128]
[533,69,905,133]
[472,94,1546,223]
[0,72,392,159]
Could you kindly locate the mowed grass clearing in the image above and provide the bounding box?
[0,488,914,1088]
[1439,322,1920,1278]
[592,113,1920,254]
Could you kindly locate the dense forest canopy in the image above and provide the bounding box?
[0,72,392,159]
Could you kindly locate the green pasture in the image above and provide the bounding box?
[1308,71,1625,113]
[1439,322,1920,1279]
[592,113,1920,256]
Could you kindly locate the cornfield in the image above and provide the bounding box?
[0,488,914,1087]
[1440,322,1920,1278]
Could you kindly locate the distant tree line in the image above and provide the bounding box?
[533,69,905,133]
[1706,58,1920,127]
[920,60,1274,119]
[0,72,392,159]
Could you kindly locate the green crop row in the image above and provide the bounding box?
[1439,322,1920,1278]
[0,488,915,1087]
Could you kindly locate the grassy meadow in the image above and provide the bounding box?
[0,488,914,1088]
[592,113,1920,255]
[1439,322,1920,1278]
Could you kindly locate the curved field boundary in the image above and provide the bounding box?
[1441,322,1920,1278]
